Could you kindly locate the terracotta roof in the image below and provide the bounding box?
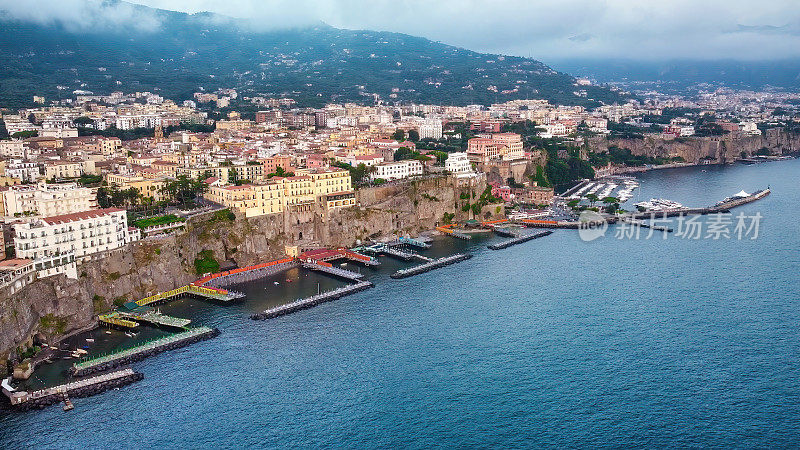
[41,208,124,225]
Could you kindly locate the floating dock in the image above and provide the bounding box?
[250,281,374,320]
[70,326,219,377]
[4,368,144,411]
[198,258,300,287]
[390,253,473,279]
[487,230,553,250]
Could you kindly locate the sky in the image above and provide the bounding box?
[2,0,800,61]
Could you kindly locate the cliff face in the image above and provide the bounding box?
[590,128,800,164]
[0,176,485,370]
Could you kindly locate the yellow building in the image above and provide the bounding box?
[204,168,354,217]
[45,161,83,180]
[106,174,167,202]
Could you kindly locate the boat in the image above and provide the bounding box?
[86,338,94,343]
[634,198,684,212]
[273,281,279,285]
[125,332,134,338]
[75,348,88,355]
[105,330,112,334]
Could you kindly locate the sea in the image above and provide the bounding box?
[2,159,799,448]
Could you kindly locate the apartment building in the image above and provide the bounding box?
[2,182,96,217]
[371,160,423,181]
[44,161,84,180]
[205,168,354,217]
[13,208,136,278]
[445,152,475,175]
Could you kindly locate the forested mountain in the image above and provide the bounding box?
[0,3,627,108]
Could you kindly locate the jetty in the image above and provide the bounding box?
[302,261,365,281]
[198,258,299,288]
[390,253,472,279]
[621,218,673,232]
[436,225,472,240]
[135,285,244,307]
[70,326,219,377]
[250,281,374,320]
[387,236,432,249]
[4,368,144,411]
[488,230,553,250]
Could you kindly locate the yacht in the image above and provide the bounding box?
[634,198,684,211]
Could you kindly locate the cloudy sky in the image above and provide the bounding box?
[3,0,800,61]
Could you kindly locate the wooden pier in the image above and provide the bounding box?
[135,285,245,308]
[250,281,374,320]
[487,230,553,250]
[390,253,473,279]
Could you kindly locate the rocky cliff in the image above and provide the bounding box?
[0,175,488,372]
[590,128,800,164]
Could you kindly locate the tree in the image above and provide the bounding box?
[394,146,414,161]
[73,116,93,126]
[585,193,599,206]
[391,129,406,141]
[408,129,420,142]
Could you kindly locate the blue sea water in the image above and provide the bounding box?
[2,160,800,448]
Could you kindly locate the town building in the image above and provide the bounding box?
[371,160,423,181]
[2,182,96,217]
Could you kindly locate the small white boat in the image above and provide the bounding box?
[86,338,94,343]
[75,348,88,355]
[105,330,112,334]
[273,281,279,285]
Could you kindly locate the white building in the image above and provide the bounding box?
[445,152,474,175]
[371,160,424,181]
[13,208,136,278]
[40,127,79,138]
[0,140,27,159]
[418,119,443,140]
[5,160,40,183]
[740,122,762,136]
[2,182,96,217]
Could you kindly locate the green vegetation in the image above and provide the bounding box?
[39,314,67,335]
[132,214,185,229]
[76,123,215,141]
[333,162,374,185]
[394,146,431,162]
[211,209,236,222]
[0,10,628,109]
[194,250,220,275]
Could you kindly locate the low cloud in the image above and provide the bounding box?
[3,0,800,60]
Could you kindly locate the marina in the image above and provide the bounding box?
[4,369,144,411]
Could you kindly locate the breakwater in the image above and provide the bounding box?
[250,281,374,320]
[390,253,473,279]
[487,231,553,250]
[70,327,220,377]
[5,369,144,411]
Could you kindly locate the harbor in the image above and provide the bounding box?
[4,369,144,411]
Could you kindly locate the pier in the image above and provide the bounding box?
[250,281,374,320]
[4,369,144,411]
[487,230,553,250]
[387,236,432,249]
[198,258,300,288]
[135,285,245,307]
[70,326,220,377]
[390,253,473,279]
[301,262,365,281]
[621,218,673,232]
[436,225,473,240]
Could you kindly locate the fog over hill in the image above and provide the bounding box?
[0,1,628,108]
